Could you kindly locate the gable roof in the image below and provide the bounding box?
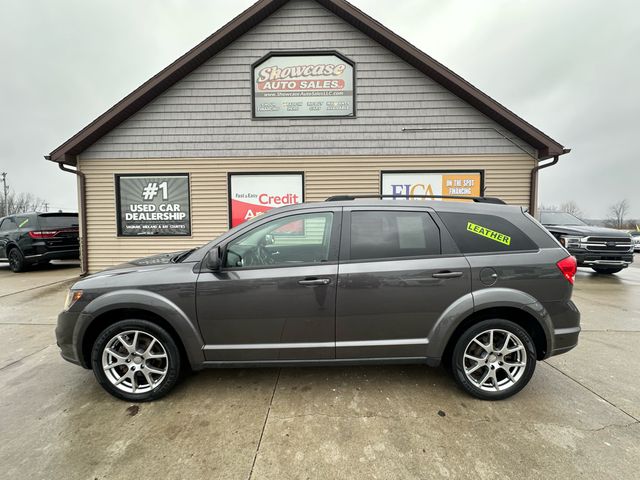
[47,0,567,164]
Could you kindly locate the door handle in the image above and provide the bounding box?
[432,271,463,279]
[298,278,331,286]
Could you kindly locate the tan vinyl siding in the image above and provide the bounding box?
[78,154,534,272]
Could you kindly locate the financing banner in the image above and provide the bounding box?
[381,171,483,200]
[229,173,304,228]
[116,174,191,236]
[253,54,354,118]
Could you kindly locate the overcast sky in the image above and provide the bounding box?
[1,0,639,218]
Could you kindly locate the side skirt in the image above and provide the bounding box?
[201,357,441,369]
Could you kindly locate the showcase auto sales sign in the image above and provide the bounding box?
[253,54,354,117]
[229,174,304,227]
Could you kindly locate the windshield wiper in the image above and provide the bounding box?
[171,248,198,263]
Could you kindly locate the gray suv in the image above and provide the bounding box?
[56,198,580,402]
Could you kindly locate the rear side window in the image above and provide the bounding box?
[15,216,31,229]
[438,212,537,254]
[37,214,78,229]
[350,211,440,260]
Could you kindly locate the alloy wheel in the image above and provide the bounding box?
[101,330,169,394]
[462,328,527,392]
[8,250,20,271]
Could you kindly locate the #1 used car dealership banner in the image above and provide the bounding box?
[229,173,304,228]
[253,53,354,118]
[116,174,191,236]
[381,171,482,199]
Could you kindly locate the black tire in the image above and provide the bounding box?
[8,248,26,273]
[91,319,181,402]
[592,267,622,274]
[451,319,537,400]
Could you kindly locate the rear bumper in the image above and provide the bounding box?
[26,248,79,262]
[550,326,581,356]
[546,300,581,358]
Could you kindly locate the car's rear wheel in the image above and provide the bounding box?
[451,319,536,400]
[592,267,623,274]
[91,319,181,402]
[8,248,26,272]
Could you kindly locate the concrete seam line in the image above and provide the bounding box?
[0,345,52,372]
[0,277,78,299]
[544,361,640,423]
[0,323,56,326]
[248,368,281,480]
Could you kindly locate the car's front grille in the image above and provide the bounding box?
[582,236,632,252]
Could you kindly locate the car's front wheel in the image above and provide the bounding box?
[91,319,181,402]
[451,319,537,400]
[592,267,623,274]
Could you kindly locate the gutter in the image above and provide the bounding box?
[529,148,571,215]
[44,156,89,276]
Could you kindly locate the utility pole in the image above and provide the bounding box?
[1,172,8,216]
[42,202,49,212]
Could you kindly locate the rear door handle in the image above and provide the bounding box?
[432,271,463,279]
[298,277,331,286]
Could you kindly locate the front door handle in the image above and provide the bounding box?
[432,271,463,279]
[298,277,331,286]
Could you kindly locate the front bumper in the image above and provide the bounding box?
[570,249,633,268]
[55,310,83,367]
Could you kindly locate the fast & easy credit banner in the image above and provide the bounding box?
[229,173,304,227]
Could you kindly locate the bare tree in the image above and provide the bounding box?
[0,190,46,216]
[538,203,558,212]
[560,201,582,217]
[605,199,630,229]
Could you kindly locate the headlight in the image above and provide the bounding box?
[560,236,581,248]
[64,290,83,311]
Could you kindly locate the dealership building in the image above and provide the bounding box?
[47,0,569,274]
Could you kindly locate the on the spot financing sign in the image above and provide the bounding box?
[253,54,354,117]
[381,171,482,200]
[229,174,304,227]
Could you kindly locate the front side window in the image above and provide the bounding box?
[225,212,333,268]
[350,211,440,260]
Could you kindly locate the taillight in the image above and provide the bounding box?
[556,256,577,285]
[28,230,59,239]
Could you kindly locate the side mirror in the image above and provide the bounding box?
[204,247,221,271]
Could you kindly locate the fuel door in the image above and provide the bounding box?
[480,267,498,286]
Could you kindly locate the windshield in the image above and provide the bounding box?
[539,211,587,226]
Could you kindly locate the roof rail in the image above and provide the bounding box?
[325,195,506,204]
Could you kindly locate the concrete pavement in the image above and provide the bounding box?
[0,260,638,479]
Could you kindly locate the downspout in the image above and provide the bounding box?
[529,148,571,216]
[44,156,89,276]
